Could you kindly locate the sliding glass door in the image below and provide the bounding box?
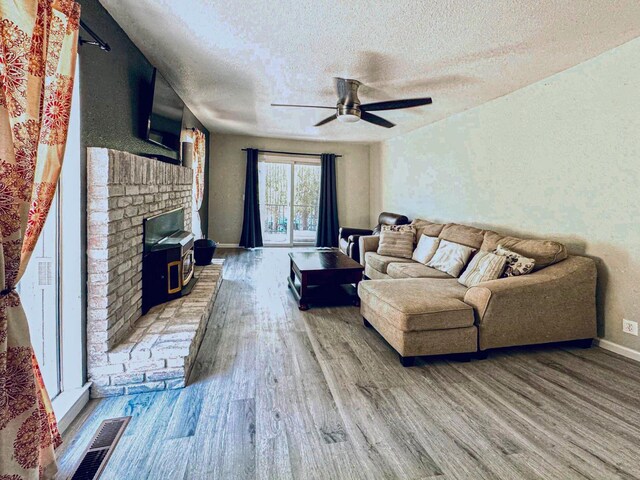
[259,161,291,244]
[259,157,321,246]
[292,163,320,244]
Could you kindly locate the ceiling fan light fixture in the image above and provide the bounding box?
[337,113,360,123]
[336,104,361,123]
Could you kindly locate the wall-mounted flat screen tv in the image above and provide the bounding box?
[146,68,184,152]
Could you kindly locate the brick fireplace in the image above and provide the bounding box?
[86,148,222,397]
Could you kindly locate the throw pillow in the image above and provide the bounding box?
[494,244,536,277]
[426,239,477,277]
[458,251,507,287]
[412,234,440,264]
[377,229,415,259]
[382,224,416,234]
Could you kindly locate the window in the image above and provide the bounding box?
[258,157,321,246]
[18,59,85,429]
[18,191,61,396]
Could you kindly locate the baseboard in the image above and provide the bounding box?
[216,243,240,248]
[595,338,640,363]
[52,382,91,434]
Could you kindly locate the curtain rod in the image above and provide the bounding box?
[79,20,111,51]
[242,148,342,158]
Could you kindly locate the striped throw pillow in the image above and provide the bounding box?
[458,250,507,287]
[377,229,415,259]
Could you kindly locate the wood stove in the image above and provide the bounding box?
[142,208,196,313]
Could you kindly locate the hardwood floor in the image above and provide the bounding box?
[56,248,640,479]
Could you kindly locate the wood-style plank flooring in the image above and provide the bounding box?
[56,248,640,479]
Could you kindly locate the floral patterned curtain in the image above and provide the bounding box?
[0,0,80,478]
[193,129,205,211]
[191,128,205,238]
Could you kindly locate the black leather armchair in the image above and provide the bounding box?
[338,212,410,261]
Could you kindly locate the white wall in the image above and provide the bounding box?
[370,37,640,351]
[209,134,371,245]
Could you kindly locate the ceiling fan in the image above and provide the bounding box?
[271,77,432,128]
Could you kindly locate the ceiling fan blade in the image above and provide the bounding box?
[360,112,395,128]
[360,97,432,111]
[271,103,335,109]
[314,114,337,127]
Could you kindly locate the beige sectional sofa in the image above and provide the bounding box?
[357,220,597,366]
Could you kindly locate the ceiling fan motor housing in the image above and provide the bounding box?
[337,104,361,119]
[337,79,362,121]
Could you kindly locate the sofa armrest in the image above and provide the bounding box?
[464,255,597,350]
[339,227,373,239]
[358,235,380,266]
[344,234,365,262]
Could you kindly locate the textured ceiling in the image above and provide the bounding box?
[100,0,640,143]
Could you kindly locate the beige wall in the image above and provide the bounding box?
[370,37,640,351]
[208,134,370,245]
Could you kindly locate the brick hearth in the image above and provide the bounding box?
[90,263,223,397]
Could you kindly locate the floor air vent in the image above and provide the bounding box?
[69,416,131,480]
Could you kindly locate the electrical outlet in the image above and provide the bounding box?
[623,319,638,336]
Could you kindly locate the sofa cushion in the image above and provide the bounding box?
[365,263,390,280]
[494,244,535,277]
[411,218,446,241]
[377,228,415,258]
[387,262,453,279]
[412,234,440,264]
[458,250,507,287]
[358,278,473,332]
[382,224,415,233]
[426,239,476,277]
[439,223,485,249]
[364,252,413,274]
[482,231,567,270]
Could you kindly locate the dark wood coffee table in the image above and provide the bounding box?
[288,250,364,310]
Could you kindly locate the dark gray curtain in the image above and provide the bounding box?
[316,153,340,247]
[239,148,263,248]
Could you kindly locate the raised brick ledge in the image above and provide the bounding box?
[89,261,224,398]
